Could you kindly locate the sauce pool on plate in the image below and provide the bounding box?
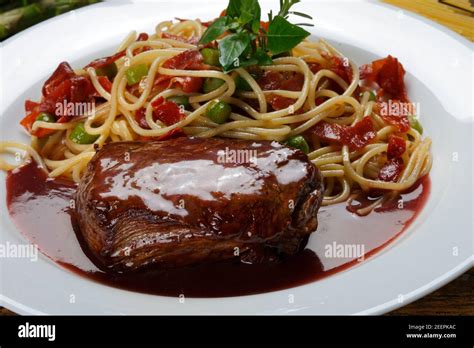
[6,161,430,297]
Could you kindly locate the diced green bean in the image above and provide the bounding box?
[69,122,99,144]
[95,63,118,80]
[36,112,55,123]
[125,64,149,86]
[200,48,220,66]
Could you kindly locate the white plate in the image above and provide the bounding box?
[0,0,472,315]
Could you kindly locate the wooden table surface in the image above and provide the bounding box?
[1,1,473,317]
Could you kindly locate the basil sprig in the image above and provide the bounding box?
[199,0,313,72]
[267,15,310,55]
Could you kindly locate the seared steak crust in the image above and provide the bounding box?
[75,137,323,272]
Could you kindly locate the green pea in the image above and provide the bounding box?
[70,122,99,144]
[95,63,118,80]
[408,115,423,135]
[203,77,225,94]
[36,112,55,123]
[200,48,220,66]
[125,64,149,85]
[285,135,310,154]
[206,100,231,124]
[167,95,190,109]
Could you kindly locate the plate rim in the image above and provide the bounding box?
[0,0,472,315]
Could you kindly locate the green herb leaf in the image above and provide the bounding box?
[228,21,241,30]
[278,0,301,18]
[218,32,251,71]
[199,16,229,45]
[226,0,242,18]
[267,15,310,55]
[251,19,260,33]
[239,0,261,25]
[253,48,273,65]
[236,48,272,68]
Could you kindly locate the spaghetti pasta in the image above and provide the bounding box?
[0,16,432,214]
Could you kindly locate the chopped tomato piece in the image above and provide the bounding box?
[132,33,153,55]
[176,76,203,93]
[327,55,352,84]
[25,100,39,112]
[378,157,404,182]
[258,71,304,91]
[20,109,40,134]
[147,97,186,140]
[97,76,113,93]
[134,108,149,129]
[37,62,96,117]
[380,114,410,133]
[154,51,207,93]
[308,62,322,74]
[33,127,56,138]
[162,50,205,70]
[42,62,75,97]
[377,100,411,133]
[258,71,281,90]
[311,116,376,151]
[20,109,55,138]
[151,97,184,126]
[343,116,376,150]
[267,95,295,110]
[152,73,173,89]
[281,73,304,91]
[137,32,149,41]
[68,76,94,103]
[315,97,326,105]
[40,75,94,115]
[311,121,344,143]
[360,55,408,102]
[387,135,406,159]
[85,51,126,69]
[21,61,99,137]
[152,75,203,94]
[311,53,353,84]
